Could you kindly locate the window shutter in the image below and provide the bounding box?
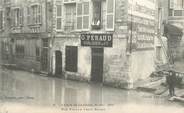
[10,9,14,27]
[20,8,23,26]
[2,10,5,29]
[76,2,82,30]
[0,11,4,29]
[106,0,115,31]
[38,5,42,24]
[56,4,63,30]
[27,6,31,25]
[82,2,89,30]
[16,9,20,26]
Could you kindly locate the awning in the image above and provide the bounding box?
[164,24,183,36]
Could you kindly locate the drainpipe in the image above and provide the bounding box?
[50,0,55,75]
[127,1,133,89]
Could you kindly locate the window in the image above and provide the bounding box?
[169,9,173,16]
[1,41,8,60]
[28,5,42,25]
[92,1,102,30]
[0,10,3,29]
[35,40,40,61]
[176,0,184,8]
[27,6,31,24]
[64,4,76,31]
[12,8,24,27]
[174,10,183,16]
[4,0,10,4]
[83,2,89,29]
[171,0,184,9]
[106,0,115,31]
[56,4,63,30]
[16,40,25,58]
[76,3,82,29]
[65,46,78,72]
[76,1,90,30]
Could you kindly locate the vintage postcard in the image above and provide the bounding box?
[0,0,184,113]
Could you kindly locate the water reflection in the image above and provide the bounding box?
[0,68,183,108]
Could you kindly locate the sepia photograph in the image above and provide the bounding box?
[0,0,184,113]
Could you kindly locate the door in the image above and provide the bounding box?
[41,39,49,73]
[91,48,104,82]
[41,48,48,72]
[55,51,62,77]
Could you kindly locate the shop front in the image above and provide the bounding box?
[80,33,113,83]
[7,33,50,73]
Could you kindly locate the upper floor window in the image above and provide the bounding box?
[4,0,10,4]
[0,10,3,29]
[170,0,184,9]
[64,4,76,31]
[91,1,102,30]
[27,5,42,25]
[76,1,90,30]
[56,4,63,30]
[12,8,24,27]
[0,0,3,5]
[106,0,115,31]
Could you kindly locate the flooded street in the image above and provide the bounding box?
[0,68,183,113]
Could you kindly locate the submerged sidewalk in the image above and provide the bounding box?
[135,76,184,103]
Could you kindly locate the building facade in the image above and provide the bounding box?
[0,0,52,73]
[160,0,184,71]
[50,0,158,88]
[0,0,161,88]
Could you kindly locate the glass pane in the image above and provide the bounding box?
[77,17,82,29]
[107,0,114,13]
[174,10,182,16]
[57,18,62,29]
[38,5,41,13]
[77,3,82,15]
[0,11,2,28]
[83,16,89,29]
[107,15,113,29]
[83,2,89,15]
[57,5,62,16]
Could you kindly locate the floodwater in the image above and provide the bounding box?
[0,68,183,113]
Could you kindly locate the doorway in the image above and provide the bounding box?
[55,50,63,77]
[41,38,49,73]
[91,48,104,83]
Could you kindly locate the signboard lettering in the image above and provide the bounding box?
[81,34,113,47]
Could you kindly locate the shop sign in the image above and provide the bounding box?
[80,34,113,47]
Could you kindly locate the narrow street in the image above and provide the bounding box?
[0,68,183,113]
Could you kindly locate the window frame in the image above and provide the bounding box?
[12,7,24,27]
[56,2,63,31]
[76,0,90,31]
[64,3,76,31]
[28,3,42,25]
[65,46,78,72]
[0,9,4,29]
[106,0,115,31]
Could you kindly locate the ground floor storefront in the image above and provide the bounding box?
[0,33,51,74]
[51,33,156,89]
